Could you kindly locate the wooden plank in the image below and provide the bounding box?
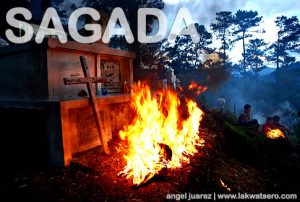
[103,107,113,141]
[60,102,72,166]
[80,56,110,154]
[63,77,110,85]
[48,38,136,58]
[129,58,134,84]
[95,55,101,94]
[60,94,131,107]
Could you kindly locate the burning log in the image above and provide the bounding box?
[118,81,205,186]
[158,143,173,163]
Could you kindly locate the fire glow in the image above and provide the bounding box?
[188,81,208,95]
[266,129,285,139]
[118,82,205,185]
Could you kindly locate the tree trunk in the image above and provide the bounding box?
[242,31,246,89]
[256,67,259,111]
[223,30,226,68]
[276,38,280,80]
[275,37,280,106]
[276,54,279,70]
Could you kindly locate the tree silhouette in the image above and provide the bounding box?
[245,38,267,73]
[165,23,212,74]
[84,0,165,69]
[139,39,168,69]
[211,11,234,68]
[266,15,300,105]
[267,16,299,70]
[245,38,267,110]
[232,10,263,86]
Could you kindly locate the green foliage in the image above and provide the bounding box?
[209,109,237,125]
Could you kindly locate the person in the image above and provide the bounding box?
[238,104,259,132]
[273,115,289,133]
[262,117,274,136]
[216,97,226,109]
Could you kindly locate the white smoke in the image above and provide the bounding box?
[271,101,298,130]
[162,0,245,29]
[252,113,266,124]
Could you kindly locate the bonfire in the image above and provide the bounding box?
[118,81,205,185]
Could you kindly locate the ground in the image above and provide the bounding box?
[1,124,298,202]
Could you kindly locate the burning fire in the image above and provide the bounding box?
[266,129,285,139]
[119,81,205,185]
[188,81,208,95]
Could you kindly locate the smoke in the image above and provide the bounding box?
[162,0,300,28]
[271,101,298,129]
[252,112,265,124]
[162,0,246,29]
[208,74,300,131]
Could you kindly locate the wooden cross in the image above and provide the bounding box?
[63,56,111,154]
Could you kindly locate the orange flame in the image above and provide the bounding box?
[188,81,198,90]
[266,129,285,139]
[119,81,205,185]
[188,81,208,95]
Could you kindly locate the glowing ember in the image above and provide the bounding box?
[188,81,198,90]
[266,129,285,139]
[188,81,208,95]
[220,179,231,192]
[119,81,205,185]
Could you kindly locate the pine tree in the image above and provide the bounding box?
[232,10,263,86]
[245,38,267,110]
[267,16,299,70]
[267,16,300,105]
[211,11,234,68]
[165,23,212,74]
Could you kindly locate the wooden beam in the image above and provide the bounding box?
[48,38,136,59]
[79,56,110,154]
[63,77,110,85]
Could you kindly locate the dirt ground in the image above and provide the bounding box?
[2,128,297,202]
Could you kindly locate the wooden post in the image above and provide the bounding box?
[63,56,111,154]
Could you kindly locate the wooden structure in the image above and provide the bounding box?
[65,56,111,154]
[0,38,135,166]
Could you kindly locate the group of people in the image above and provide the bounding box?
[237,104,289,136]
[261,116,289,135]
